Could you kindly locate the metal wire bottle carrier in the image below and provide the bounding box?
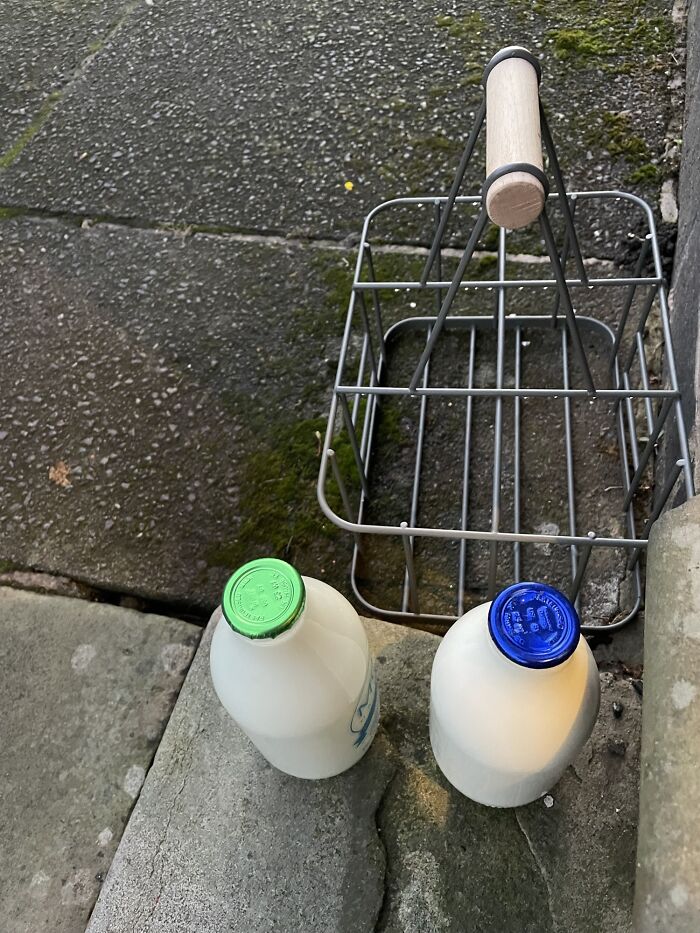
[317,47,694,632]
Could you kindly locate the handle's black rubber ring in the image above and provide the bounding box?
[482,162,550,201]
[482,47,542,87]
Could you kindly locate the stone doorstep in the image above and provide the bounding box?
[86,612,641,933]
[634,496,700,931]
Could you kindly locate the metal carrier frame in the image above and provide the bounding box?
[316,51,694,633]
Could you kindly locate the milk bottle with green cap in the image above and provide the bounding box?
[210,558,379,778]
[430,582,600,807]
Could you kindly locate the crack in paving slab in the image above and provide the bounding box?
[0,202,619,269]
[0,0,143,170]
[515,809,557,933]
[371,768,398,933]
[144,707,205,928]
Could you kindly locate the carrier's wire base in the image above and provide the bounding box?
[317,191,693,631]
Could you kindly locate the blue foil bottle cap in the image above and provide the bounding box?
[488,582,580,669]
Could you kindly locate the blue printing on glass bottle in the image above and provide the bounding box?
[488,582,580,669]
[351,662,379,746]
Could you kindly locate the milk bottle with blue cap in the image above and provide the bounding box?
[430,582,600,807]
[210,558,379,779]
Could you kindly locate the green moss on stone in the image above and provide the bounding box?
[628,162,662,185]
[471,253,498,277]
[462,65,484,86]
[586,111,650,165]
[543,2,674,68]
[0,91,62,169]
[549,29,610,59]
[375,400,406,447]
[410,134,462,156]
[206,416,350,570]
[0,207,25,221]
[319,254,353,312]
[434,12,486,39]
[482,224,500,251]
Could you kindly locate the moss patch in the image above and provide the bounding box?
[203,397,409,574]
[471,253,498,277]
[0,91,62,170]
[435,12,487,40]
[433,12,491,90]
[628,162,662,185]
[549,28,610,60]
[588,112,649,163]
[317,253,354,318]
[0,207,26,221]
[542,1,674,69]
[206,416,343,569]
[584,110,662,184]
[409,134,462,156]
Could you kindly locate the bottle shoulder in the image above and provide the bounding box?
[302,576,367,639]
[432,603,598,702]
[209,583,371,735]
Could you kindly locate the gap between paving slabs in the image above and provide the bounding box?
[0,567,210,627]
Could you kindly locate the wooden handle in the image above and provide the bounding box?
[485,48,544,230]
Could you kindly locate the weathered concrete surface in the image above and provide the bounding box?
[0,586,200,933]
[87,614,641,933]
[0,217,354,606]
[665,0,700,498]
[634,496,700,931]
[0,1,133,150]
[0,0,680,256]
[0,215,644,622]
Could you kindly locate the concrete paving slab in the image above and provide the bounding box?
[0,217,355,607]
[87,613,641,933]
[0,586,200,933]
[0,0,679,256]
[0,1,134,153]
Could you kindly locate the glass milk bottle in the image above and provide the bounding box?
[210,558,379,778]
[430,582,600,807]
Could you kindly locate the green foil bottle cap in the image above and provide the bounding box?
[221,558,306,639]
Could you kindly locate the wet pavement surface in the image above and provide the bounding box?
[0,1,680,256]
[0,0,129,149]
[0,219,356,606]
[0,1,684,623]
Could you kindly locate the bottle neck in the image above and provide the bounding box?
[223,601,308,648]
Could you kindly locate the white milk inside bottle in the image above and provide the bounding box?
[210,557,379,779]
[430,582,600,807]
